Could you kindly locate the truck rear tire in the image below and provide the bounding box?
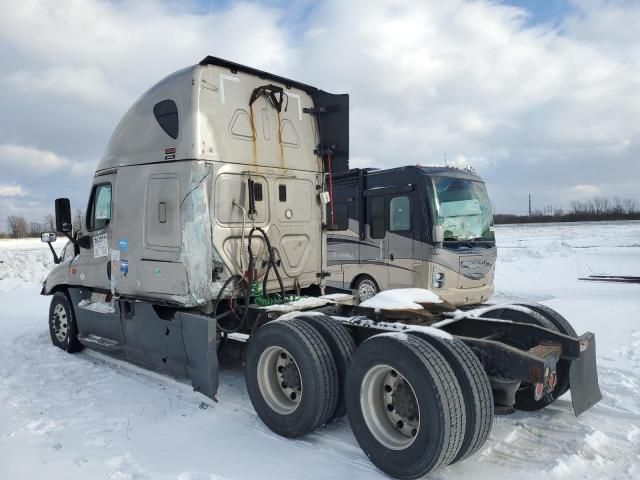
[514,302,578,337]
[345,333,466,479]
[245,319,338,438]
[295,314,356,419]
[48,291,83,353]
[410,332,494,463]
[479,305,570,411]
[513,302,576,402]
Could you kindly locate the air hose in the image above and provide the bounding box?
[213,226,291,332]
[248,226,286,303]
[212,274,250,334]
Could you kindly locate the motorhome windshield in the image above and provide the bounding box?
[432,176,495,242]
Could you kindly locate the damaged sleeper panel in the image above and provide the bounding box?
[43,59,326,307]
[180,162,215,307]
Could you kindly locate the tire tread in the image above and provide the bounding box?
[284,319,339,429]
[402,334,466,471]
[295,314,356,418]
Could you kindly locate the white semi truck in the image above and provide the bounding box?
[41,56,601,479]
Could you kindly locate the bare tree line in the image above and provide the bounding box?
[3,210,84,239]
[495,196,640,224]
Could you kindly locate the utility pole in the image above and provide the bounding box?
[528,194,532,216]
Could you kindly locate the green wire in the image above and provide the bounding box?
[251,281,299,306]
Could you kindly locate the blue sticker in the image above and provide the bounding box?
[118,239,128,251]
[120,260,129,274]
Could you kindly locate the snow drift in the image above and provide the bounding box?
[1,221,639,479]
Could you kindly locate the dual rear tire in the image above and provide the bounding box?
[244,314,357,438]
[245,317,494,479]
[244,319,340,437]
[346,333,493,478]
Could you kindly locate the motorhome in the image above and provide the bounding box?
[326,166,496,304]
[40,56,600,480]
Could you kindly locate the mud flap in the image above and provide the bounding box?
[179,311,219,400]
[569,332,602,416]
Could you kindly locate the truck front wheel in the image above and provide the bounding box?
[48,291,83,353]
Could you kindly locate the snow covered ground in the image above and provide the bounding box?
[1,222,639,479]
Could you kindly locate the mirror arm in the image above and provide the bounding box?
[432,224,444,250]
[62,231,76,244]
[47,242,60,264]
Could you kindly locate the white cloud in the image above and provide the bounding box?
[0,144,71,174]
[572,184,601,195]
[2,66,131,111]
[0,185,27,197]
[0,0,294,93]
[70,160,98,178]
[0,143,96,185]
[0,0,638,222]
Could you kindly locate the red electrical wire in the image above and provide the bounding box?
[326,154,335,226]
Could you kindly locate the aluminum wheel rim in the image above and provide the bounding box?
[358,280,377,301]
[360,364,420,450]
[52,304,69,342]
[257,346,302,415]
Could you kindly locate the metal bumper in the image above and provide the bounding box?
[569,332,601,416]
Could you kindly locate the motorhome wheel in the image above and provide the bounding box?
[355,276,379,301]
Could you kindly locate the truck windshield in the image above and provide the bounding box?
[432,176,495,242]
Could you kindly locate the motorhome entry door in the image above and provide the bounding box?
[386,195,415,287]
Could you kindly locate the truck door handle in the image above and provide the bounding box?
[107,259,111,280]
[159,202,167,223]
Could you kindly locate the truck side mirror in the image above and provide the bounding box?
[41,232,57,243]
[432,225,444,245]
[55,198,73,233]
[41,232,60,264]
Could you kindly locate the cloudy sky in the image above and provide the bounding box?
[1,0,639,229]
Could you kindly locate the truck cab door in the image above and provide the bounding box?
[387,195,415,288]
[70,173,123,343]
[73,175,116,290]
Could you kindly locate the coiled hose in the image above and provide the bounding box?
[213,274,250,334]
[213,226,287,332]
[248,226,286,302]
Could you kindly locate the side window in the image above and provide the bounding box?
[389,196,411,232]
[87,184,112,231]
[253,182,263,201]
[368,196,386,239]
[328,203,349,230]
[153,99,179,139]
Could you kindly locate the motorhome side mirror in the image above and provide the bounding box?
[41,232,57,243]
[55,198,73,233]
[432,225,444,245]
